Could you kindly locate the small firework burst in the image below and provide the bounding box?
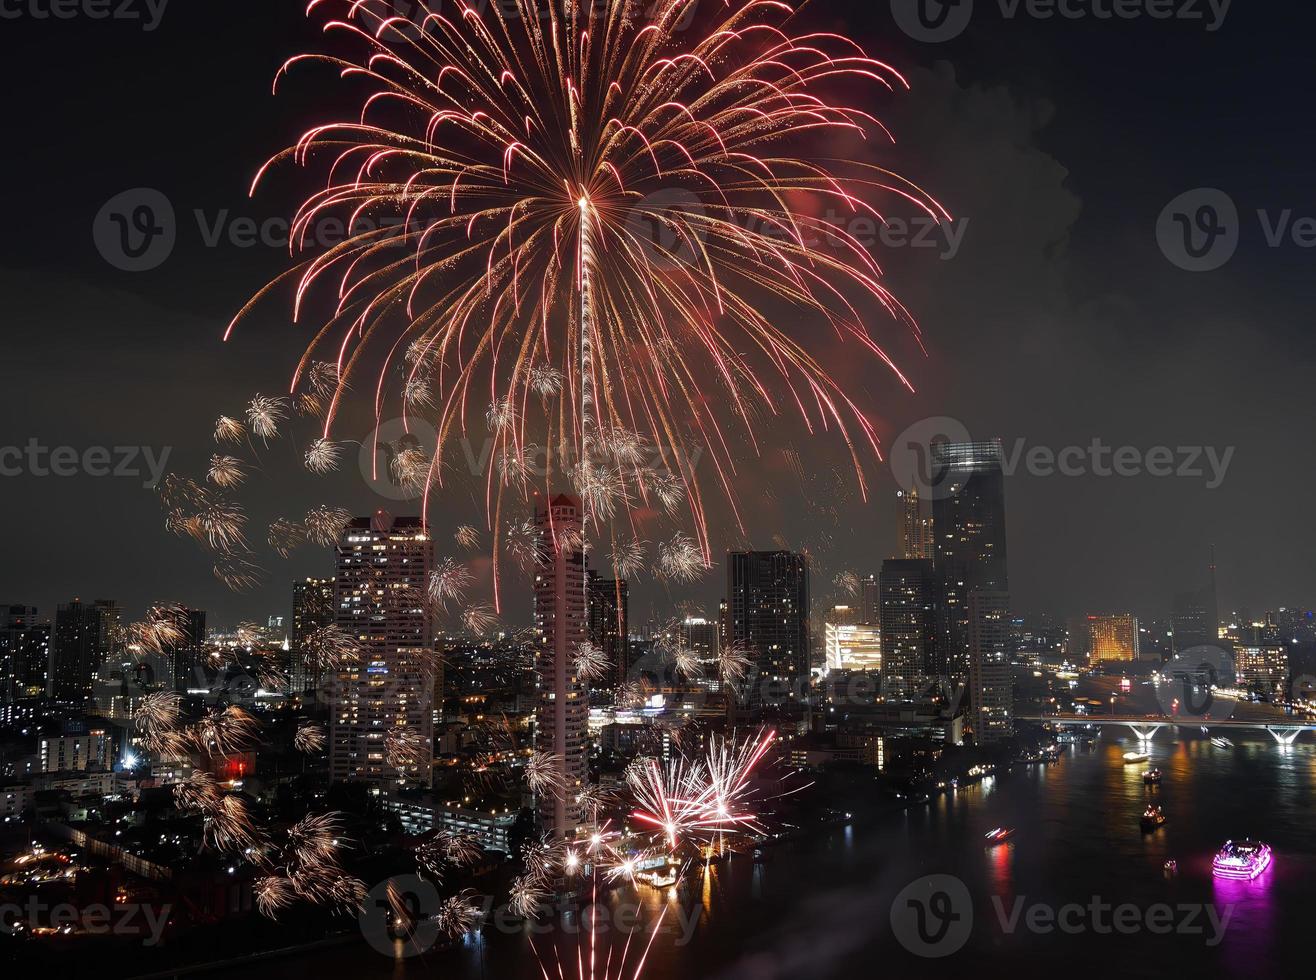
[528,363,564,397]
[610,538,647,579]
[436,891,482,939]
[246,394,288,442]
[671,644,702,679]
[833,570,861,597]
[403,376,433,409]
[576,783,614,821]
[655,532,705,583]
[525,750,564,798]
[254,876,297,919]
[599,428,647,468]
[461,603,498,635]
[497,444,536,483]
[428,558,472,611]
[197,499,249,553]
[643,469,686,514]
[294,723,326,754]
[573,460,629,521]
[573,641,610,683]
[389,445,431,493]
[190,704,262,757]
[214,555,266,593]
[301,624,361,670]
[287,813,344,865]
[268,517,304,558]
[214,415,245,444]
[294,391,325,417]
[134,691,181,737]
[416,831,482,877]
[455,525,480,550]
[303,505,351,547]
[304,438,341,474]
[307,360,340,398]
[719,642,754,685]
[383,726,428,769]
[508,873,550,919]
[207,455,247,488]
[504,518,545,570]
[485,397,516,432]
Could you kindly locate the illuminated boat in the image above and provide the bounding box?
[983,827,1014,846]
[1123,751,1150,763]
[1143,768,1163,784]
[1212,840,1272,880]
[1140,805,1166,831]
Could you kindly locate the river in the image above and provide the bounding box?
[201,730,1310,980]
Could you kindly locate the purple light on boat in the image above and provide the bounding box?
[1211,840,1272,880]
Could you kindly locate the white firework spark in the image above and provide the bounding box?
[655,532,705,583]
[428,558,472,611]
[528,363,564,397]
[304,438,341,474]
[268,517,304,558]
[246,394,288,442]
[294,723,326,753]
[455,525,480,550]
[485,397,516,432]
[214,415,245,444]
[207,455,247,488]
[573,641,610,683]
[303,505,351,547]
[610,538,647,579]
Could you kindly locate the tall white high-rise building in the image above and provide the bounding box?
[533,494,589,837]
[329,511,434,790]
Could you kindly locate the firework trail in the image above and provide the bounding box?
[229,0,944,597]
[294,723,327,753]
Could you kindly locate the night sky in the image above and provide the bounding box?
[2,0,1312,629]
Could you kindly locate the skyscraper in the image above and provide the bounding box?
[163,607,207,693]
[860,574,880,625]
[878,558,936,693]
[898,486,933,560]
[534,494,589,837]
[1171,553,1219,652]
[586,570,629,689]
[678,615,721,682]
[726,551,810,710]
[329,512,434,790]
[931,441,1009,679]
[51,599,118,705]
[1,606,43,704]
[968,590,1013,743]
[291,577,336,696]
